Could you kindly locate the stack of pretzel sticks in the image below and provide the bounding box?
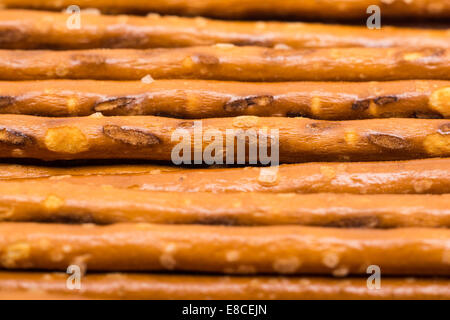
[0,2,449,300]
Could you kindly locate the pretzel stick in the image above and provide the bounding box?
[0,115,449,162]
[16,158,448,194]
[1,159,448,196]
[1,0,447,19]
[0,223,448,275]
[0,80,448,119]
[0,10,448,50]
[0,180,449,227]
[0,163,179,179]
[0,47,449,81]
[0,272,448,300]
[0,1,437,20]
[2,159,449,195]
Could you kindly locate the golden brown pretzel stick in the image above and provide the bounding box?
[2,0,447,20]
[21,158,449,195]
[0,163,179,179]
[0,159,448,195]
[0,47,449,82]
[0,223,448,275]
[0,180,450,227]
[0,10,449,50]
[0,80,449,119]
[0,272,449,300]
[0,115,449,162]
[1,159,449,195]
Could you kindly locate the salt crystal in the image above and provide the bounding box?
[141,74,154,84]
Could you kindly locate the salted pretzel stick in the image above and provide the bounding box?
[0,10,448,50]
[0,180,449,227]
[23,158,449,195]
[0,223,448,275]
[2,0,447,20]
[0,159,448,195]
[0,80,449,119]
[0,115,449,162]
[1,159,449,195]
[0,163,179,179]
[0,272,449,300]
[0,47,449,82]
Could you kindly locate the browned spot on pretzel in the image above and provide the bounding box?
[327,216,380,228]
[367,133,408,150]
[0,128,31,146]
[103,125,160,146]
[0,27,25,45]
[177,121,195,129]
[374,95,398,106]
[412,112,443,119]
[235,39,273,47]
[307,122,339,131]
[438,123,450,135]
[194,54,220,65]
[351,99,371,111]
[224,95,274,112]
[0,96,14,108]
[94,97,137,112]
[71,54,106,66]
